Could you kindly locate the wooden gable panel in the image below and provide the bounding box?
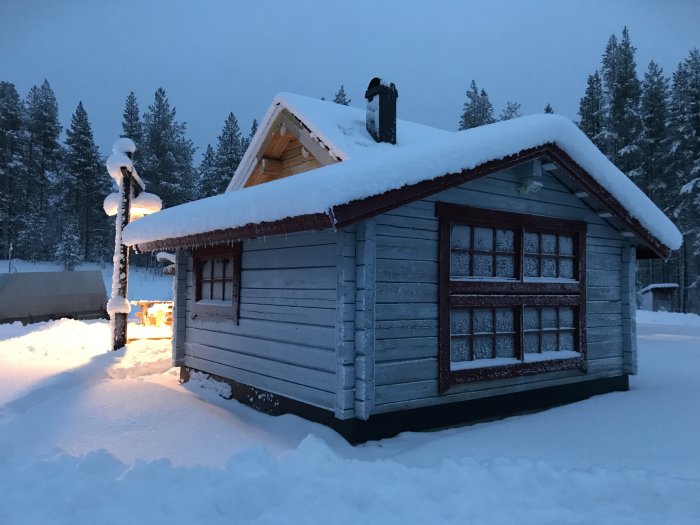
[246,136,324,187]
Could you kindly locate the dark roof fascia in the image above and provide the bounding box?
[136,143,670,259]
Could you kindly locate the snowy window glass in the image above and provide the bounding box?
[450,224,516,280]
[438,202,586,389]
[193,244,242,322]
[523,232,577,280]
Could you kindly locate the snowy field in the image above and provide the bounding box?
[0,310,699,523]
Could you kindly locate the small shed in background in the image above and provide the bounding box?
[639,283,678,312]
[0,271,107,324]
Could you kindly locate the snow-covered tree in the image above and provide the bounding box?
[197,144,220,198]
[55,214,82,271]
[19,79,62,261]
[62,102,112,260]
[578,71,605,147]
[0,81,25,257]
[333,85,351,105]
[499,101,521,121]
[141,88,196,207]
[458,80,495,130]
[240,118,258,152]
[214,112,243,192]
[543,103,554,114]
[121,92,142,165]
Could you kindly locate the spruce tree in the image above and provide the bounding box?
[499,101,521,121]
[214,112,243,192]
[63,102,112,260]
[121,92,143,165]
[141,88,196,207]
[459,80,495,130]
[197,144,220,198]
[55,214,82,271]
[20,79,62,261]
[0,81,25,257]
[544,103,554,114]
[578,71,605,147]
[333,85,351,105]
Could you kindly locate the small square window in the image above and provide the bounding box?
[193,244,242,322]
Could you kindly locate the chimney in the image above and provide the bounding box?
[365,77,398,144]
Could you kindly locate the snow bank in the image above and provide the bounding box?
[125,112,681,252]
[637,309,700,327]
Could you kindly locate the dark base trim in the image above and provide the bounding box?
[180,367,628,445]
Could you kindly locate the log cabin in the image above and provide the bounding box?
[122,78,682,442]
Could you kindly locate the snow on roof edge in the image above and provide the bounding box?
[125,115,682,253]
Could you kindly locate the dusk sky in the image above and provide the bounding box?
[2,0,698,159]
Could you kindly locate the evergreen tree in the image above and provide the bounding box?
[544,103,554,114]
[20,79,62,261]
[601,27,643,175]
[638,61,670,204]
[0,81,25,257]
[63,102,112,260]
[214,112,243,192]
[121,92,142,165]
[578,71,605,147]
[55,214,82,271]
[141,88,197,207]
[458,80,495,130]
[197,144,219,198]
[333,85,351,105]
[499,101,521,121]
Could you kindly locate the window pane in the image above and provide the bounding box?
[559,258,574,279]
[559,307,574,328]
[200,282,211,300]
[473,336,493,360]
[495,335,515,358]
[524,232,539,253]
[542,332,558,352]
[559,236,573,255]
[524,256,539,277]
[212,281,224,301]
[524,333,539,353]
[559,331,575,351]
[451,225,471,249]
[473,254,493,277]
[213,259,225,279]
[541,308,557,329]
[473,309,493,333]
[495,308,514,332]
[495,255,515,278]
[496,229,514,252]
[541,233,557,254]
[450,309,471,335]
[523,307,539,330]
[223,280,232,301]
[541,258,557,278]
[474,227,493,251]
[450,251,470,277]
[201,260,212,279]
[451,337,471,363]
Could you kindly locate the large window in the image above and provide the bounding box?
[438,203,586,391]
[192,244,242,322]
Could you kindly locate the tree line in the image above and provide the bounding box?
[458,29,699,313]
[0,83,257,269]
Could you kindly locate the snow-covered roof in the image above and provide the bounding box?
[123,96,683,258]
[639,283,679,294]
[227,93,449,190]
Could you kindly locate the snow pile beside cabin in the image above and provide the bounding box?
[123,111,682,252]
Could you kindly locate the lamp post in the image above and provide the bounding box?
[104,138,161,350]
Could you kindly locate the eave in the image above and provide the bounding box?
[135,143,671,260]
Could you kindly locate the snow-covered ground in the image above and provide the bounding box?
[0,311,698,523]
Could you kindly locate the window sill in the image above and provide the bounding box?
[192,301,236,321]
[440,356,585,392]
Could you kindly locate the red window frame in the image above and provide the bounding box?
[437,203,587,393]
